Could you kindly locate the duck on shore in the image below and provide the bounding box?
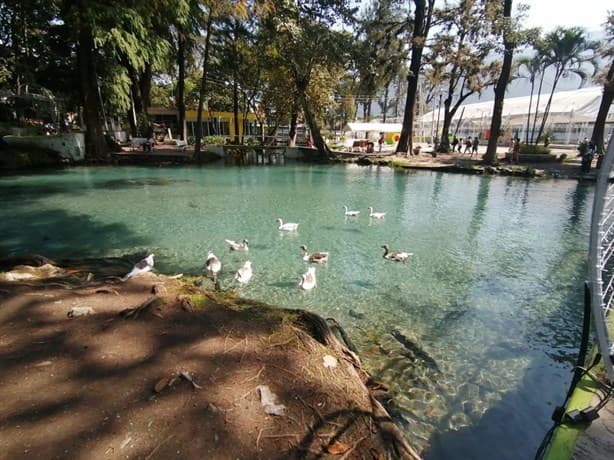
[205,252,222,277]
[121,254,154,281]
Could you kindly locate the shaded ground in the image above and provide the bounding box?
[0,260,419,460]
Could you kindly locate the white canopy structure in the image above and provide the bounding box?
[420,86,609,124]
[418,86,613,144]
[344,122,403,134]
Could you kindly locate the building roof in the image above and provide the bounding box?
[419,86,612,124]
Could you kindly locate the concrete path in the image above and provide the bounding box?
[573,398,614,459]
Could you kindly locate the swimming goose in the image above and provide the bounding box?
[122,254,154,281]
[235,260,253,284]
[343,206,360,217]
[381,244,413,263]
[276,218,299,231]
[299,266,317,290]
[225,239,249,251]
[300,245,329,264]
[368,207,386,219]
[205,252,222,277]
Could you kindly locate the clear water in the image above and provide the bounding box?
[0,164,592,459]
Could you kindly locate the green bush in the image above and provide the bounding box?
[203,135,225,145]
[519,144,551,155]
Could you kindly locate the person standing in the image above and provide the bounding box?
[512,137,520,164]
[579,140,595,173]
[144,123,154,152]
[378,132,384,153]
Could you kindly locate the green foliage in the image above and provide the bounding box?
[519,144,551,155]
[136,113,150,137]
[204,135,225,145]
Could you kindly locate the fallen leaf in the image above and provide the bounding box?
[154,376,171,393]
[326,441,350,455]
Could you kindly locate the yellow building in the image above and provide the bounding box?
[147,107,260,140]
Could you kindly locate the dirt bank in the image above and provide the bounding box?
[0,259,420,460]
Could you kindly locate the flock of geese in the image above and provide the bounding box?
[122,206,413,290]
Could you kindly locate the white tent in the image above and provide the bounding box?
[418,86,613,143]
[419,86,610,124]
[344,122,403,133]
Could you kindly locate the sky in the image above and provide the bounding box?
[519,0,610,33]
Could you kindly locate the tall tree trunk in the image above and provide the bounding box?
[288,102,298,147]
[140,63,152,111]
[439,99,453,152]
[591,61,614,155]
[232,79,240,144]
[396,0,432,156]
[530,73,545,143]
[297,89,329,157]
[535,69,563,144]
[177,33,186,141]
[194,14,213,161]
[525,78,535,144]
[76,7,108,160]
[484,0,514,165]
[126,65,145,137]
[382,82,389,122]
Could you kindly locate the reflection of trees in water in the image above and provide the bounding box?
[567,181,590,227]
[431,172,443,205]
[467,176,491,241]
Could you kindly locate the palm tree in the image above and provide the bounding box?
[516,54,545,144]
[535,27,598,144]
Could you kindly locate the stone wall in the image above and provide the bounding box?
[4,133,85,161]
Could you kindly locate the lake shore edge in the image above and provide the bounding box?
[0,255,422,459]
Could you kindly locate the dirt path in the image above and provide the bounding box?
[0,262,419,460]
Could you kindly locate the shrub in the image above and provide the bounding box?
[519,144,551,155]
[203,135,225,145]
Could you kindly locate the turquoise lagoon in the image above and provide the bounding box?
[0,164,592,459]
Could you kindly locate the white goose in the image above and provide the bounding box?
[225,238,249,251]
[343,205,360,217]
[368,206,386,219]
[122,254,154,281]
[205,252,222,277]
[300,245,329,264]
[235,260,253,284]
[276,218,299,231]
[381,244,413,263]
[299,266,317,290]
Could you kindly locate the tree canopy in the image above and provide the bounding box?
[0,0,609,160]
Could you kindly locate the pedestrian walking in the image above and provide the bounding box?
[451,136,459,153]
[463,136,472,154]
[471,136,479,157]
